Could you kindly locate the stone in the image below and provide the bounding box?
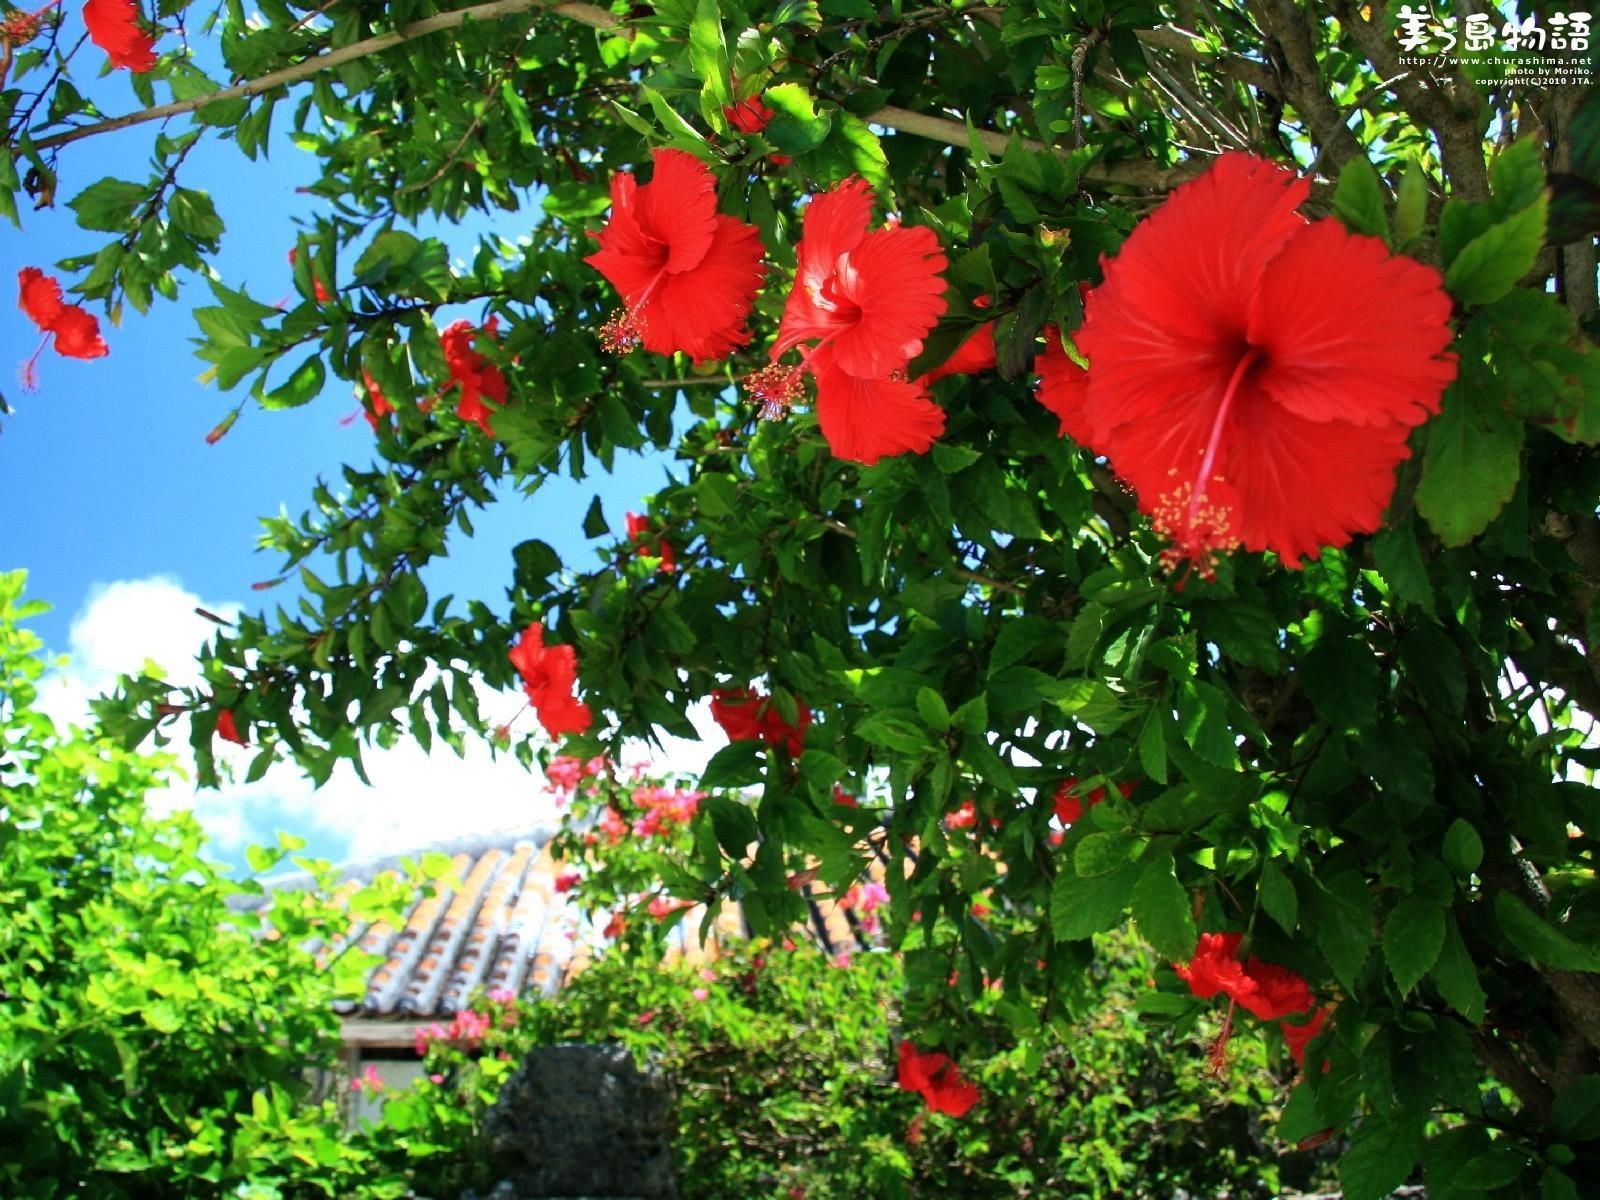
[482,1043,677,1200]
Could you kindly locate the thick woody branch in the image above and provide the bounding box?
[1244,0,1364,175]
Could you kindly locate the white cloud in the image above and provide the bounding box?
[39,575,729,865]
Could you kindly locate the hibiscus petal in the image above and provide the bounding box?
[18,267,65,331]
[637,148,719,275]
[1034,327,1099,447]
[1075,152,1308,439]
[83,0,158,72]
[1214,396,1416,567]
[771,179,875,359]
[642,215,765,362]
[810,351,945,465]
[1249,218,1457,429]
[49,306,109,359]
[828,224,948,379]
[919,321,996,386]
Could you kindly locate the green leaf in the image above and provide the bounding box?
[1260,863,1298,934]
[1299,638,1381,731]
[702,794,758,855]
[700,741,766,789]
[1333,156,1388,238]
[542,181,612,223]
[1543,1167,1582,1200]
[914,686,950,733]
[1075,830,1135,877]
[1444,193,1547,306]
[853,712,933,755]
[1552,1074,1600,1141]
[582,495,608,538]
[1131,857,1196,961]
[260,356,325,410]
[1495,892,1600,971]
[764,83,832,155]
[1417,383,1524,547]
[1177,680,1239,769]
[1050,860,1139,941]
[689,0,732,126]
[69,177,151,232]
[1339,1112,1425,1200]
[352,229,420,285]
[1429,917,1485,1024]
[1382,895,1445,996]
[1394,159,1429,246]
[1441,818,1483,876]
[1371,518,1436,616]
[1136,707,1168,785]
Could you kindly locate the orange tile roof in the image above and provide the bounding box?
[238,824,896,1021]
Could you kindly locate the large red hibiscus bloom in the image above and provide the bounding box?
[83,0,157,71]
[585,148,765,363]
[440,318,508,436]
[896,1040,981,1118]
[751,178,949,465]
[1044,152,1455,575]
[509,623,593,738]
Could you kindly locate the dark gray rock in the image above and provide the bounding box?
[482,1043,677,1200]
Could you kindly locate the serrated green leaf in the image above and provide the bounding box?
[1050,860,1139,941]
[1444,194,1547,306]
[1075,831,1135,877]
[1339,1112,1425,1200]
[1132,858,1196,961]
[1260,863,1298,934]
[1417,382,1524,547]
[914,686,950,733]
[1383,895,1445,995]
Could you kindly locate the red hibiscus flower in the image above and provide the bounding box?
[18,266,64,329]
[214,708,247,746]
[896,1040,981,1118]
[1050,152,1456,577]
[749,178,949,465]
[360,369,394,429]
[1052,776,1136,826]
[1236,958,1316,1021]
[17,267,109,387]
[710,687,810,756]
[917,321,997,387]
[83,0,156,71]
[945,799,979,830]
[440,318,508,436]
[1175,931,1316,1019]
[1281,1006,1331,1065]
[585,148,765,363]
[724,95,774,134]
[508,623,593,738]
[553,869,582,894]
[624,511,677,573]
[1175,932,1256,1004]
[647,895,694,920]
[288,248,332,303]
[602,911,626,940]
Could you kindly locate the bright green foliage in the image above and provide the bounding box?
[6,2,1600,1196]
[0,572,411,1198]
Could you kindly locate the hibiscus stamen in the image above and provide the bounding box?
[17,333,49,392]
[1207,998,1238,1078]
[746,362,806,420]
[599,308,644,355]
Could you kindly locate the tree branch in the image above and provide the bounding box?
[25,1,1204,193]
[28,0,619,153]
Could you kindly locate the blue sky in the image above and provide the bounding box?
[2,43,715,867]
